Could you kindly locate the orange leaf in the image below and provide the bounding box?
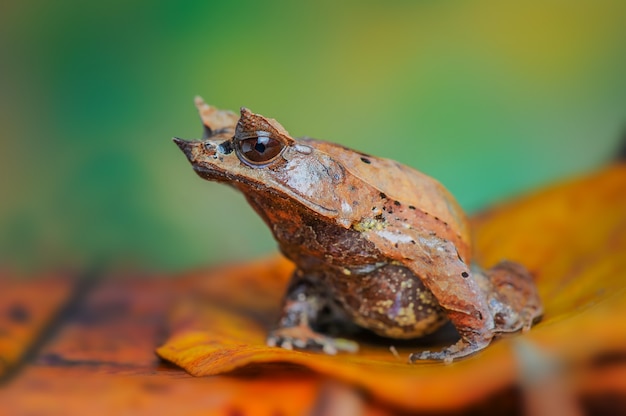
[157,165,626,412]
[0,274,322,416]
[0,273,74,378]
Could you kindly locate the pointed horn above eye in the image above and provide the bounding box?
[193,96,239,138]
[236,107,295,145]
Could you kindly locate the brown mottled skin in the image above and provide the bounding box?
[174,97,543,362]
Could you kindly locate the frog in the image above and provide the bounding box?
[173,97,543,363]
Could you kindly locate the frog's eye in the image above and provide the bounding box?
[235,134,286,166]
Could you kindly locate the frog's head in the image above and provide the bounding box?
[174,97,350,221]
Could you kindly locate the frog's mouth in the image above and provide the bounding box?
[174,136,341,219]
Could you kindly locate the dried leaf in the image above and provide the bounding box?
[0,273,74,377]
[0,273,326,416]
[36,276,176,369]
[1,363,324,416]
[157,165,626,412]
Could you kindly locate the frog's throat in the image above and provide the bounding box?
[242,181,341,220]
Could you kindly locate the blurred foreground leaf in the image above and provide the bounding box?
[0,273,74,378]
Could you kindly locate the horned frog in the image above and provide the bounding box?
[174,97,543,363]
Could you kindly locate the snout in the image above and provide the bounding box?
[173,137,196,161]
[173,137,221,170]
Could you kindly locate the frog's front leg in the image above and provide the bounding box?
[408,264,496,364]
[369,230,497,363]
[267,270,359,355]
[410,260,543,363]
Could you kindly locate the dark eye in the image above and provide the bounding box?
[235,135,285,166]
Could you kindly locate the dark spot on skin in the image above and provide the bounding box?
[349,185,356,191]
[322,162,345,184]
[360,157,371,164]
[394,243,399,248]
[408,205,416,210]
[371,206,377,211]
[218,141,233,154]
[443,222,448,227]
[410,240,416,244]
[429,231,437,236]
[461,272,469,278]
[394,201,401,206]
[379,192,387,199]
[374,213,384,221]
[477,311,483,320]
[8,304,30,323]
[434,216,440,221]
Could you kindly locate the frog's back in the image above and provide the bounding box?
[302,139,470,247]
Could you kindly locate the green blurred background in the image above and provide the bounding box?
[1,1,625,272]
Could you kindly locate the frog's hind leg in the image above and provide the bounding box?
[479,261,544,333]
[267,270,359,355]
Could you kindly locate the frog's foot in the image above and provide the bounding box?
[409,337,491,364]
[267,325,359,355]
